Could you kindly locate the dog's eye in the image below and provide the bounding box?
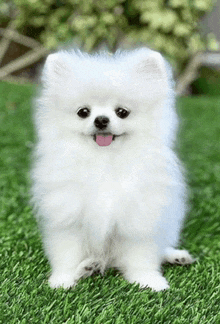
[77,107,91,118]
[115,107,130,119]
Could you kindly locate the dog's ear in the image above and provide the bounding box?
[123,48,173,100]
[42,52,70,84]
[131,48,172,96]
[131,48,168,80]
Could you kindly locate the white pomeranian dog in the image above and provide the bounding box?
[31,48,194,291]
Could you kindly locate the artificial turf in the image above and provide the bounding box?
[0,81,220,323]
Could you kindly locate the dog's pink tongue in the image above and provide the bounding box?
[96,135,113,146]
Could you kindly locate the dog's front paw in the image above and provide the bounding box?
[125,270,169,292]
[48,272,76,289]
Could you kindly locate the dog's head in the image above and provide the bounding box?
[40,48,174,148]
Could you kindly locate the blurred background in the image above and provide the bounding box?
[0,0,219,95]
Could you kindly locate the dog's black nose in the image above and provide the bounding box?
[94,116,110,130]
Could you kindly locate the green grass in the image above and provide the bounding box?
[1,81,220,323]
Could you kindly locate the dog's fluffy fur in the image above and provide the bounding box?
[31,48,194,291]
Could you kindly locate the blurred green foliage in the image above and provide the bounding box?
[192,67,220,96]
[0,0,217,71]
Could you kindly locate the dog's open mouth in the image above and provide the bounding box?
[93,133,116,147]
